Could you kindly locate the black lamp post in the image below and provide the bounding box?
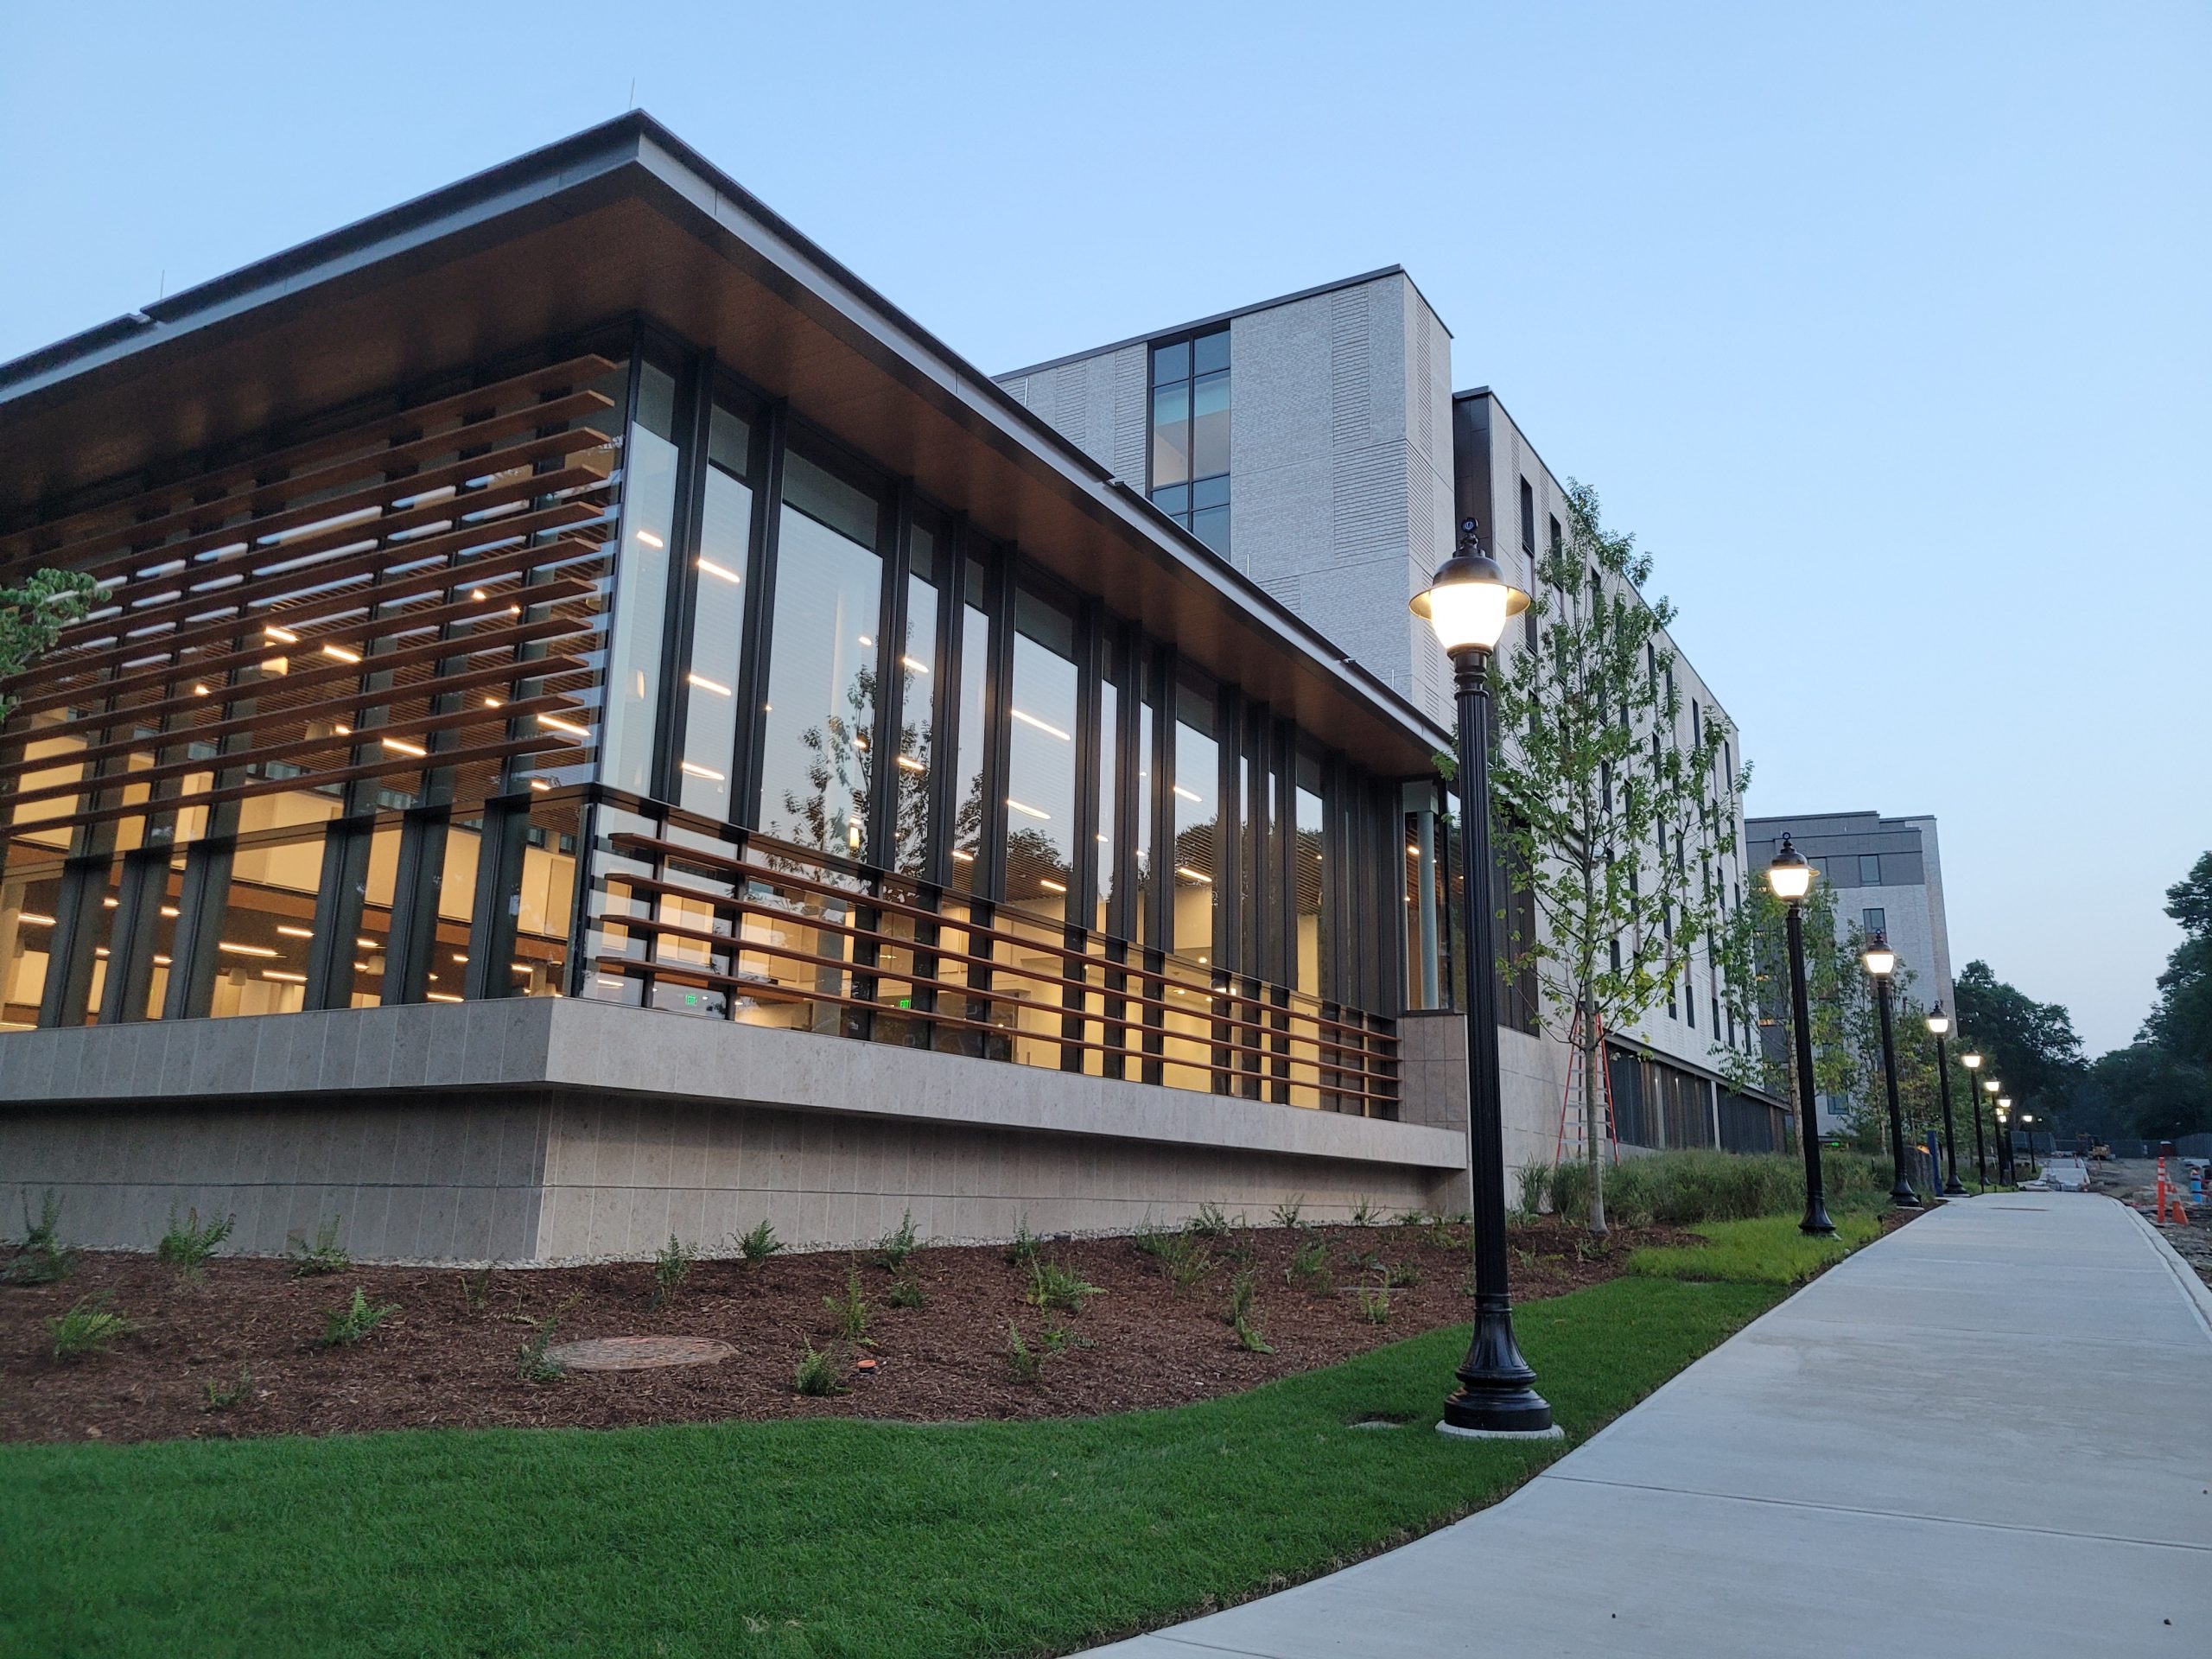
[1413,520,1559,1441]
[1927,1002,1966,1196]
[1764,835,1833,1235]
[1864,932,1919,1208]
[1961,1050,1987,1190]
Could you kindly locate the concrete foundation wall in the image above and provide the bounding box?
[0,1000,1464,1262]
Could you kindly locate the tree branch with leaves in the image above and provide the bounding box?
[1,569,101,730]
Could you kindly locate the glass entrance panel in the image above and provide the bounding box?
[677,402,754,818]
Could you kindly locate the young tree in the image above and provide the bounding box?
[1711,867,1858,1116]
[0,569,101,728]
[1490,482,1743,1234]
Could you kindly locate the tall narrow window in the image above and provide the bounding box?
[1172,676,1219,961]
[1131,658,1156,944]
[755,445,883,857]
[1294,755,1326,998]
[1863,906,1885,934]
[947,555,993,891]
[1859,854,1883,885]
[675,400,753,817]
[1096,647,1121,933]
[887,519,940,876]
[1003,585,1080,915]
[1149,330,1230,556]
[601,362,681,795]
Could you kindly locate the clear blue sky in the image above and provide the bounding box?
[4,2,2204,1055]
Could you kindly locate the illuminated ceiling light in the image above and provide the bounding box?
[218,942,279,957]
[894,754,927,773]
[353,961,372,973]
[899,654,929,673]
[1039,878,1067,893]
[696,556,742,585]
[102,896,118,908]
[484,696,503,709]
[263,970,308,984]
[453,952,468,964]
[529,779,551,792]
[508,604,522,615]
[95,947,110,957]
[192,683,211,696]
[512,963,532,975]
[356,938,378,950]
[276,925,315,939]
[470,588,488,601]
[1172,785,1202,803]
[858,634,873,648]
[634,529,666,549]
[153,954,172,966]
[950,849,975,863]
[1010,708,1071,741]
[1175,865,1213,884]
[380,736,428,758]
[427,991,463,1003]
[537,713,589,739]
[685,671,732,697]
[1007,798,1051,821]
[264,624,299,644]
[160,906,180,918]
[679,760,727,782]
[334,723,352,736]
[321,643,361,664]
[1096,833,1109,842]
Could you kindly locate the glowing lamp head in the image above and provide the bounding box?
[1862,932,1897,978]
[1961,1051,1982,1071]
[1997,1096,2012,1117]
[1925,1001,1950,1038]
[1983,1078,2000,1095]
[1765,834,1814,903]
[1410,520,1529,656]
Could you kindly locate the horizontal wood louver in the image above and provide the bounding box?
[1,354,620,839]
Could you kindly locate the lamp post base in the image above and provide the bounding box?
[1799,1195,1835,1236]
[1942,1175,1967,1197]
[1440,1385,1559,1437]
[1890,1183,1922,1208]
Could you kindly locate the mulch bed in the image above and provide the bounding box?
[0,1217,1690,1446]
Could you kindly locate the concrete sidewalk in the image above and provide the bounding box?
[1088,1195,2212,1657]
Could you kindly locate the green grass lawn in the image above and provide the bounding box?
[1,1218,1888,1659]
[1625,1211,1885,1285]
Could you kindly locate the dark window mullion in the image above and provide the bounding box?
[653,351,716,803]
[730,401,789,830]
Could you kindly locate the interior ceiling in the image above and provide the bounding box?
[0,176,1442,774]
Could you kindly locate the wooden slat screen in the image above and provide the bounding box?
[1,353,620,838]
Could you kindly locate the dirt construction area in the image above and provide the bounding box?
[2088,1156,2212,1288]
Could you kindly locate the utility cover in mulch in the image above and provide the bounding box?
[541,1336,738,1372]
[1,1213,1687,1446]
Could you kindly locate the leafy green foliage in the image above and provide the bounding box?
[5,1190,75,1286]
[791,1341,846,1397]
[1187,1202,1231,1238]
[515,1296,580,1382]
[0,569,101,729]
[1269,1197,1305,1230]
[1284,1236,1332,1294]
[734,1219,783,1268]
[823,1267,871,1342]
[156,1207,236,1285]
[1003,1217,1043,1268]
[1025,1258,1101,1313]
[1382,1261,1421,1289]
[649,1236,693,1309]
[1347,1198,1378,1228]
[1003,1319,1081,1383]
[318,1287,397,1348]
[1225,1270,1273,1354]
[1626,1212,1883,1285]
[1356,1284,1392,1325]
[48,1291,133,1360]
[201,1367,252,1412]
[286,1219,350,1277]
[887,1270,927,1310]
[1530,1147,1888,1229]
[874,1210,919,1270]
[2090,852,2212,1139]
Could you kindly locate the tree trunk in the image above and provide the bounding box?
[1585,1017,1608,1236]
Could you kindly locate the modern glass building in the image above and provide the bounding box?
[0,116,1492,1261]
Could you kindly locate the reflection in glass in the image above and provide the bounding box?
[948,556,991,891]
[678,404,753,817]
[889,524,938,877]
[602,363,679,795]
[757,448,881,858]
[1172,679,1218,960]
[1095,653,1120,933]
[1003,586,1078,917]
[1294,759,1325,997]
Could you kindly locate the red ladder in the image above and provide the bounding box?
[1554,1007,1622,1169]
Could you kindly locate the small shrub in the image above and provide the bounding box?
[1357,1283,1392,1325]
[650,1234,694,1309]
[1514,1161,1552,1221]
[460,1266,495,1313]
[319,1287,397,1348]
[887,1269,926,1310]
[1004,1217,1043,1268]
[1389,1209,1427,1229]
[792,1340,847,1396]
[1027,1256,1102,1313]
[1348,1198,1379,1228]
[5,1190,74,1285]
[1382,1260,1422,1289]
[514,1294,579,1382]
[823,1266,871,1342]
[1158,1230,1215,1296]
[287,1217,350,1277]
[1224,1268,1274,1354]
[874,1209,919,1270]
[1286,1236,1332,1294]
[1004,1319,1077,1383]
[1188,1202,1232,1238]
[735,1219,783,1268]
[48,1291,132,1360]
[1270,1196,1305,1230]
[202,1366,252,1411]
[156,1205,236,1283]
[1132,1219,1173,1260]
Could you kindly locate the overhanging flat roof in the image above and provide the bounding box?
[0,113,1447,774]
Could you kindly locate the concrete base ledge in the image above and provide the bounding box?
[0,1001,1467,1263]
